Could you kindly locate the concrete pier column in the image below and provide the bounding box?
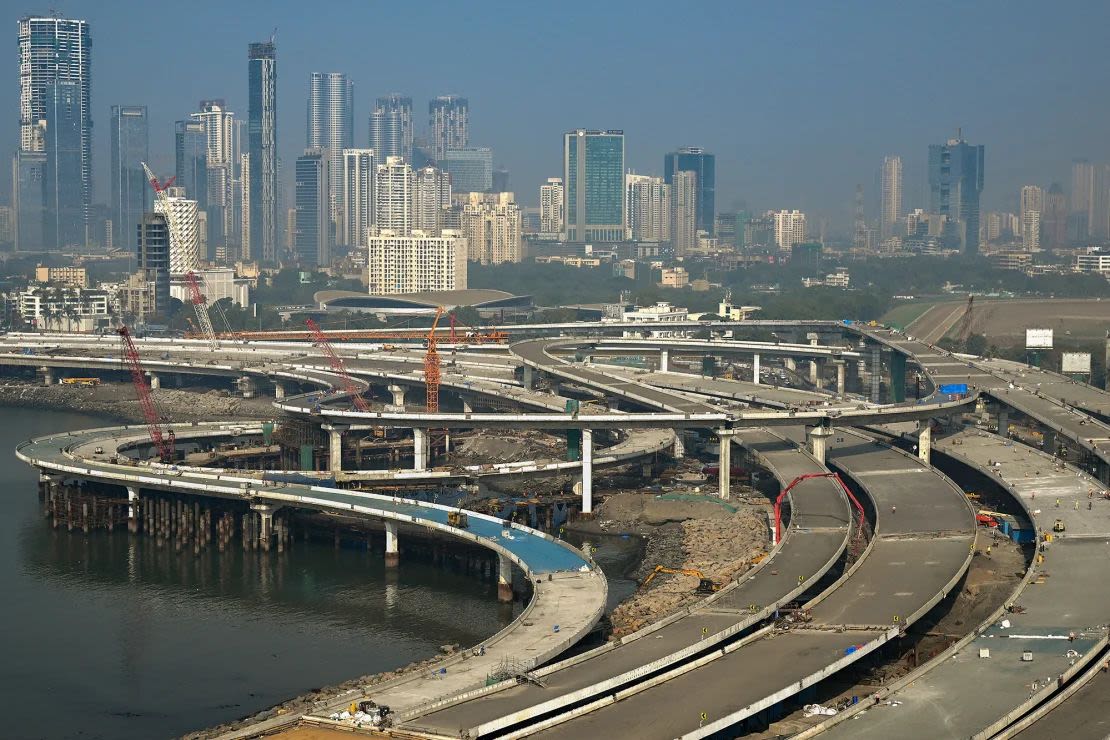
[523,366,535,390]
[273,381,286,399]
[497,554,513,602]
[718,430,736,499]
[387,384,406,407]
[785,357,797,372]
[810,359,819,385]
[807,425,833,465]
[752,353,761,384]
[581,428,594,515]
[835,361,847,396]
[414,428,429,471]
[1043,429,1056,454]
[870,346,883,404]
[807,332,820,347]
[237,376,256,398]
[384,520,399,567]
[251,503,276,551]
[40,367,53,386]
[462,399,473,414]
[998,408,1010,438]
[917,420,932,465]
[975,396,987,419]
[673,430,685,459]
[321,423,348,472]
[659,349,670,373]
[127,486,139,534]
[149,373,161,390]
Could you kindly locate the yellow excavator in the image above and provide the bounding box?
[640,566,723,594]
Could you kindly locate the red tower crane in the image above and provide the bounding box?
[185,271,217,350]
[117,326,175,462]
[305,318,372,413]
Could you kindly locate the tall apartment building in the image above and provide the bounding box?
[773,209,807,249]
[371,94,412,161]
[191,100,236,257]
[928,133,985,254]
[626,174,671,242]
[1042,183,1068,250]
[339,149,374,247]
[1070,160,1094,241]
[441,147,492,193]
[1021,209,1041,251]
[156,187,201,275]
[307,72,353,225]
[414,166,452,233]
[880,155,903,239]
[429,96,469,161]
[175,120,208,206]
[366,228,467,294]
[110,106,149,250]
[248,41,278,261]
[672,171,697,254]
[1020,185,1044,222]
[539,177,564,235]
[461,192,522,264]
[18,16,92,249]
[294,148,332,266]
[137,212,171,312]
[664,147,714,234]
[564,129,625,242]
[375,156,415,234]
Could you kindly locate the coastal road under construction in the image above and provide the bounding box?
[4,317,1110,738]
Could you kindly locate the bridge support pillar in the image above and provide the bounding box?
[673,430,685,459]
[251,503,276,551]
[784,357,796,372]
[323,423,348,472]
[752,353,761,384]
[580,428,594,514]
[917,420,932,465]
[997,408,1009,439]
[238,376,256,398]
[1043,429,1056,455]
[40,367,53,386]
[807,424,833,465]
[385,520,399,567]
[870,346,883,404]
[659,349,669,373]
[835,360,847,396]
[387,384,406,407]
[149,373,161,390]
[497,553,513,602]
[462,398,473,414]
[273,381,286,400]
[975,396,987,420]
[414,428,429,472]
[127,486,139,534]
[523,366,535,390]
[718,430,736,499]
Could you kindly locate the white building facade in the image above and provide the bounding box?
[366,228,467,294]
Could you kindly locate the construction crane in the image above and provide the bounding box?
[425,306,445,413]
[118,326,175,462]
[185,271,217,350]
[210,324,508,344]
[305,318,371,413]
[141,162,191,267]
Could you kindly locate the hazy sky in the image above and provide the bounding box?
[8,0,1110,233]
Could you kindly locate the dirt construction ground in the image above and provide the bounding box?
[907,298,1110,344]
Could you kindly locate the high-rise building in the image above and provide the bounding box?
[372,94,412,161]
[191,100,236,257]
[414,166,452,233]
[375,156,415,234]
[1070,160,1094,242]
[137,212,171,313]
[1042,183,1068,250]
[461,192,522,264]
[441,147,493,193]
[157,187,201,275]
[307,72,353,226]
[1021,210,1041,251]
[294,148,332,266]
[564,129,625,242]
[366,228,467,294]
[1020,185,1044,222]
[626,174,671,242]
[13,150,47,250]
[880,155,903,240]
[110,106,149,252]
[664,147,715,234]
[772,209,807,249]
[175,120,209,206]
[672,171,697,254]
[928,133,985,254]
[19,16,92,248]
[248,41,278,261]
[339,149,374,247]
[539,177,564,235]
[1092,165,1110,241]
[429,96,469,161]
[492,167,510,194]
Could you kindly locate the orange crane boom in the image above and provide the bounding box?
[425,306,445,413]
[305,319,372,413]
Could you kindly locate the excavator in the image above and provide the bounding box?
[640,566,724,594]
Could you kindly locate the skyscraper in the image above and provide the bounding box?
[1042,183,1068,250]
[18,16,92,248]
[563,129,625,242]
[461,192,523,264]
[294,148,332,266]
[137,212,170,313]
[672,171,697,254]
[429,96,469,161]
[191,100,236,256]
[110,106,149,252]
[414,166,452,233]
[626,174,671,242]
[339,149,374,247]
[375,156,415,234]
[539,177,564,235]
[13,151,47,250]
[880,155,903,240]
[928,133,985,254]
[174,120,208,206]
[373,94,412,161]
[1070,160,1094,242]
[664,147,715,234]
[158,187,201,275]
[772,210,806,249]
[1020,185,1044,252]
[307,72,353,224]
[1020,185,1044,221]
[248,41,278,261]
[441,147,493,193]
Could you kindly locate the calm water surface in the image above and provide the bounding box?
[1,409,516,740]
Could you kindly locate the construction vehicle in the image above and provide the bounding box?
[61,377,100,386]
[305,319,372,413]
[118,326,175,462]
[447,511,469,528]
[1053,519,1066,533]
[976,509,1003,527]
[640,566,723,594]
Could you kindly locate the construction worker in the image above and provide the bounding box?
[986,544,992,558]
[891,505,897,515]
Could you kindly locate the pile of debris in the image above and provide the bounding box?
[449,431,566,465]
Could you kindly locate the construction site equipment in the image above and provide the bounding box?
[184,271,217,350]
[118,326,175,462]
[425,306,445,413]
[774,472,868,546]
[141,162,190,270]
[61,377,100,386]
[640,566,723,594]
[1053,518,1066,532]
[305,319,371,413]
[447,511,469,528]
